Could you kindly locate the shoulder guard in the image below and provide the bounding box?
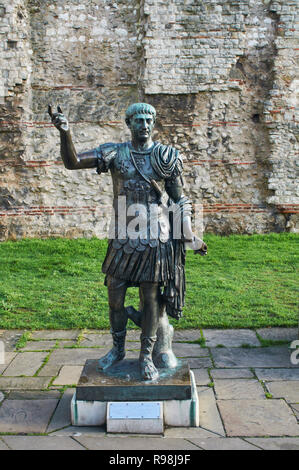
[96,143,118,174]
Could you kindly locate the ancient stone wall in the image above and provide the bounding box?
[0,0,298,240]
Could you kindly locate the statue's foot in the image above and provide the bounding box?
[98,347,125,370]
[140,357,159,381]
[153,351,178,369]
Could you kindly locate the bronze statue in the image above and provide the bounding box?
[49,103,207,381]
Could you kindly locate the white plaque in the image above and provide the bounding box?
[109,401,161,420]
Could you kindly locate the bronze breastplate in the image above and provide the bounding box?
[111,143,161,205]
[109,143,170,244]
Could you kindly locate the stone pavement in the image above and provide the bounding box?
[0,327,298,451]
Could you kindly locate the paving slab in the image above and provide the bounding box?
[0,438,9,450]
[190,369,210,386]
[172,343,208,357]
[47,389,74,433]
[37,363,61,377]
[126,330,142,341]
[214,379,265,400]
[59,341,78,348]
[0,376,51,390]
[245,437,299,450]
[211,346,297,368]
[79,333,113,348]
[217,399,299,437]
[126,342,140,350]
[255,368,299,381]
[20,341,57,351]
[266,381,299,402]
[73,436,201,450]
[31,330,80,340]
[0,399,58,433]
[8,390,60,400]
[197,387,225,436]
[211,368,254,379]
[189,437,260,450]
[52,365,83,386]
[291,404,299,420]
[2,436,85,450]
[257,328,298,343]
[0,330,24,351]
[84,330,109,334]
[44,348,110,367]
[184,357,212,369]
[0,352,17,374]
[3,352,48,376]
[203,329,260,347]
[173,330,201,342]
[51,425,106,436]
[164,427,220,439]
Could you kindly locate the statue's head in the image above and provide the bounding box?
[125,103,156,143]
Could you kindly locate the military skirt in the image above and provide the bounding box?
[102,238,186,320]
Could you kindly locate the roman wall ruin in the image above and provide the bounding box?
[0,0,298,240]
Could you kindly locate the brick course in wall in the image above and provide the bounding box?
[0,0,298,240]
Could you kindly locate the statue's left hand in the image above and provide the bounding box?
[194,242,208,256]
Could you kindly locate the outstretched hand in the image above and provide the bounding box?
[48,105,69,132]
[194,242,208,256]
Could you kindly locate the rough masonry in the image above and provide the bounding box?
[0,0,298,240]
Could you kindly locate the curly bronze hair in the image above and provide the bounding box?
[125,103,156,125]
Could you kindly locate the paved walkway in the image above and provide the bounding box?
[0,327,298,451]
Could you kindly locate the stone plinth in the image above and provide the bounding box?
[76,359,192,401]
[71,359,199,433]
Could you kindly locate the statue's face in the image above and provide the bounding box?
[128,113,155,142]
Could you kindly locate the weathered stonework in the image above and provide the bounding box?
[0,0,298,240]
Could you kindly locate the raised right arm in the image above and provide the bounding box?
[48,105,98,170]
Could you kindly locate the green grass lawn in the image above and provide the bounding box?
[0,233,298,330]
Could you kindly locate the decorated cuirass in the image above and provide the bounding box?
[111,143,163,206]
[96,142,182,249]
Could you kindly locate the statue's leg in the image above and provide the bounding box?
[152,305,178,369]
[126,289,178,369]
[139,282,160,381]
[98,276,128,370]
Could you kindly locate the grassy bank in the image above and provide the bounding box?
[0,233,298,330]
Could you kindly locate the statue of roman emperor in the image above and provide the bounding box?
[49,102,207,381]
